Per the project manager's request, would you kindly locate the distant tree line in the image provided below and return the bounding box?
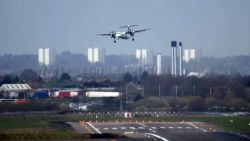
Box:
[0,68,250,112]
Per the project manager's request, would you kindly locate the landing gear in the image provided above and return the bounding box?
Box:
[132,36,135,41]
[114,40,116,43]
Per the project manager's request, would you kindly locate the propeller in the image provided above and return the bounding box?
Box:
[110,31,116,38]
[120,25,139,28]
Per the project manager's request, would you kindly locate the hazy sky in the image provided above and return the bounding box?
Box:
[0,0,250,57]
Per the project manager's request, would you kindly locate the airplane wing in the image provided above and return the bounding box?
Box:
[134,28,150,33]
[96,33,111,36]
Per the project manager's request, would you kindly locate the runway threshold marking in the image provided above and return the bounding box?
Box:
[187,122,207,132]
[137,123,146,126]
[86,122,102,134]
[145,133,169,141]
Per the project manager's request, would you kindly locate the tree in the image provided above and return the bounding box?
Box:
[140,71,149,83]
[123,73,133,84]
[189,97,207,111]
[225,97,248,110]
[1,75,12,84]
[133,97,169,111]
[60,72,72,82]
[133,93,143,102]
[20,69,38,82]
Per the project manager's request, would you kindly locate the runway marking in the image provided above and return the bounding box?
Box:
[103,128,109,130]
[145,133,169,141]
[151,127,157,129]
[186,126,191,129]
[86,122,102,134]
[129,127,136,130]
[124,131,134,134]
[137,123,146,126]
[139,126,145,129]
[177,126,183,129]
[112,127,118,130]
[121,127,126,130]
[160,127,166,129]
[168,126,174,129]
[187,122,207,132]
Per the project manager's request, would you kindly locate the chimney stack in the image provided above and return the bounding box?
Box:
[171,41,177,75]
[179,42,183,76]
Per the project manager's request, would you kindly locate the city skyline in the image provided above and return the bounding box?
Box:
[0,0,250,57]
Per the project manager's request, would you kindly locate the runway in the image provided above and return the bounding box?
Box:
[68,121,249,141]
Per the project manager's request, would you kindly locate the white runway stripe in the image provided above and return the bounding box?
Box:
[145,133,169,141]
[187,122,207,132]
[86,122,102,134]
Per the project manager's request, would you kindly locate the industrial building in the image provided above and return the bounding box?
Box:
[183,48,199,62]
[156,53,162,75]
[171,41,184,76]
[136,49,153,65]
[38,48,56,66]
[87,48,105,64]
[0,84,32,99]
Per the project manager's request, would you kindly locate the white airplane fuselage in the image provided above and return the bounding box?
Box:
[115,32,130,40]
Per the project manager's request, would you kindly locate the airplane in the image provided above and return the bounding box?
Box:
[97,25,150,43]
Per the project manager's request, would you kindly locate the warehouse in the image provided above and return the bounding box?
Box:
[0,84,33,99]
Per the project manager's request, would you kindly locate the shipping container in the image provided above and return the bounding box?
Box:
[35,90,49,98]
[59,91,70,97]
[53,91,78,98]
[86,91,121,97]
[70,91,78,97]
[15,99,28,104]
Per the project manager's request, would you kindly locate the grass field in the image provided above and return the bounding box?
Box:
[0,115,80,140]
[0,114,249,140]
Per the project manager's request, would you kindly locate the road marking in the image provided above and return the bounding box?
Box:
[187,122,207,132]
[145,133,169,141]
[103,128,109,130]
[112,127,117,130]
[186,126,191,129]
[160,127,166,129]
[121,127,126,130]
[177,126,183,129]
[168,126,174,129]
[86,122,102,134]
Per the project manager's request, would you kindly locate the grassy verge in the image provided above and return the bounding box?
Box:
[0,115,79,140]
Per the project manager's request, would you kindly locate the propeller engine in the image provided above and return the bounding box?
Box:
[120,25,138,41]
[110,31,116,38]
